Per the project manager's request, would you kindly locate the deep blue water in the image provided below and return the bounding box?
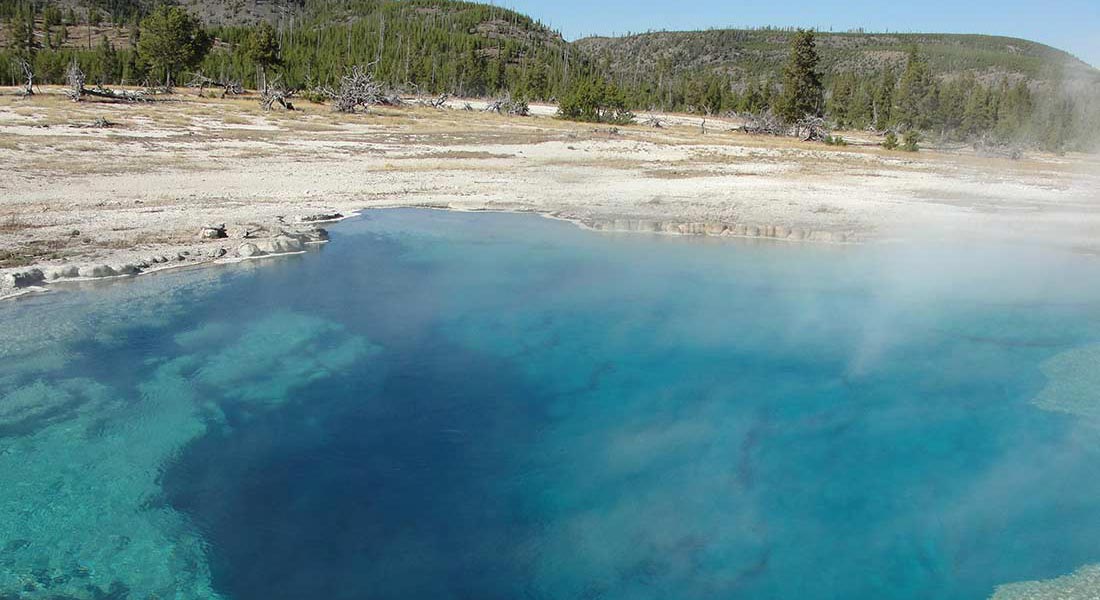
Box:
[3,209,1100,600]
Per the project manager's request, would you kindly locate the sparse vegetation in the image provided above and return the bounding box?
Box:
[135,5,211,87]
[776,29,823,124]
[902,130,920,152]
[0,0,1097,151]
[557,78,634,124]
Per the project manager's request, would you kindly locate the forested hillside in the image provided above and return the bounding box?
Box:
[576,29,1098,87]
[1,0,1097,151]
[576,29,1100,151]
[0,0,587,97]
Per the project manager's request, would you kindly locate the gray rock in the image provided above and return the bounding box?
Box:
[199,225,227,240]
[209,247,227,258]
[301,213,343,223]
[254,235,304,255]
[237,243,261,258]
[47,266,79,280]
[116,264,141,275]
[290,227,329,243]
[79,265,116,278]
[6,269,45,288]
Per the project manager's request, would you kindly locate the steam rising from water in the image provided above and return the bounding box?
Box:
[2,209,1100,599]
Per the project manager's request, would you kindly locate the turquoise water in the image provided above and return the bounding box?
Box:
[3,209,1100,599]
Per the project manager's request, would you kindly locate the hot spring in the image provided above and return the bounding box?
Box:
[2,209,1100,599]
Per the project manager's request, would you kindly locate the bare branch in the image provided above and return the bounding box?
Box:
[14,59,35,97]
[260,74,295,111]
[483,94,529,116]
[65,61,151,102]
[65,61,86,102]
[319,64,402,113]
[419,93,450,109]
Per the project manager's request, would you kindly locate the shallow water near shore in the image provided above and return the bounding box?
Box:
[4,209,1100,599]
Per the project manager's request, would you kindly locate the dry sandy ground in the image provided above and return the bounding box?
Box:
[3,88,1100,596]
[2,87,1099,296]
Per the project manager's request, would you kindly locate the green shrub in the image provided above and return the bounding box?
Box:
[882,131,899,150]
[557,78,635,125]
[824,134,848,146]
[902,130,921,152]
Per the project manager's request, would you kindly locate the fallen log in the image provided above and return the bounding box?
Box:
[65,62,151,102]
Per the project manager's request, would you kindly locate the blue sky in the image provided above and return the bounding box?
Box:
[494,0,1100,68]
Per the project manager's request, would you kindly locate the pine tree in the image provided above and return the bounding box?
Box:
[895,47,937,130]
[873,69,896,130]
[246,21,281,87]
[827,73,855,127]
[962,85,994,136]
[136,6,211,87]
[776,29,823,123]
[7,5,36,56]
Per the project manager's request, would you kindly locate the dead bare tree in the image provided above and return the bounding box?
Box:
[484,94,529,116]
[260,75,295,110]
[740,110,787,136]
[64,62,150,103]
[420,93,450,109]
[793,116,828,142]
[188,72,244,98]
[14,58,35,97]
[316,64,402,113]
[187,72,213,96]
[642,115,666,128]
[65,60,87,102]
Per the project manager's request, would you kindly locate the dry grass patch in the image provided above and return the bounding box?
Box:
[0,214,48,232]
[404,150,513,160]
[0,239,77,268]
[644,168,723,179]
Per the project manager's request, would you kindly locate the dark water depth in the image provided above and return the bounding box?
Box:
[3,209,1100,600]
